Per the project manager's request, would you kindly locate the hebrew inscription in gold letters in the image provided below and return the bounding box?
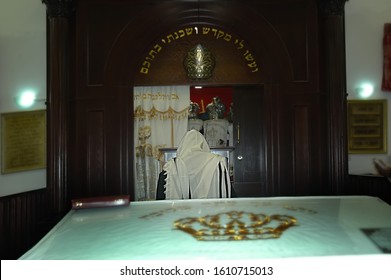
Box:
[140,25,260,75]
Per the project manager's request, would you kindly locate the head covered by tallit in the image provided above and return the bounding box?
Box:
[163,129,231,199]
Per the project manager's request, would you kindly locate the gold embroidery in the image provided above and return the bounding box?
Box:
[174,211,297,241]
[134,105,189,121]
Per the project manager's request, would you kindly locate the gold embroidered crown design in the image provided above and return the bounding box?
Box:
[174,211,297,241]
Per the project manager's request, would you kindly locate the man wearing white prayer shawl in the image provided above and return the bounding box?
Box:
[157,129,232,199]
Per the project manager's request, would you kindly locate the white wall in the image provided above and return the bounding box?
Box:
[0,0,46,197]
[345,0,391,174]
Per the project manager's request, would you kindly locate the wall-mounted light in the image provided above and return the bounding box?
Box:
[355,82,374,98]
[17,90,36,108]
[17,89,45,108]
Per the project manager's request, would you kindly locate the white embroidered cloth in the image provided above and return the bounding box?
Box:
[19,196,391,260]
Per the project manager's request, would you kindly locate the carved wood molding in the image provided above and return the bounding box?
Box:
[318,0,349,193]
[318,0,348,16]
[42,0,75,18]
[43,2,73,215]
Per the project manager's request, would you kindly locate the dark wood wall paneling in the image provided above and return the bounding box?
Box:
[347,175,391,205]
[0,190,52,259]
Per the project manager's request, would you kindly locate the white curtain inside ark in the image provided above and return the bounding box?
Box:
[133,85,190,200]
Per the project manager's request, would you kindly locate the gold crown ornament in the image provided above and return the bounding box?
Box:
[173,211,297,241]
[183,44,216,79]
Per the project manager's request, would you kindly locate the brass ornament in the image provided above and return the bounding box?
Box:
[184,44,216,79]
[174,211,297,241]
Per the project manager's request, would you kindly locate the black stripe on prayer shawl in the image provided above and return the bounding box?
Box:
[188,180,191,199]
[223,164,229,197]
[218,162,223,198]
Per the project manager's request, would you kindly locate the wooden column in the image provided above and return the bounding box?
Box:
[319,0,349,194]
[42,0,74,216]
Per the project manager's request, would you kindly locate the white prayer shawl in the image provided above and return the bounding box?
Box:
[163,130,231,199]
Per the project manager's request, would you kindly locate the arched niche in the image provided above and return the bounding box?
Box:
[60,0,344,205]
[100,2,297,198]
[104,2,294,86]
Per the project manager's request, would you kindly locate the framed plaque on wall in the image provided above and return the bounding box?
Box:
[347,100,387,154]
[1,110,46,173]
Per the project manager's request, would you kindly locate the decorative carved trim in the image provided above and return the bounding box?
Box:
[42,0,75,18]
[318,0,348,16]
